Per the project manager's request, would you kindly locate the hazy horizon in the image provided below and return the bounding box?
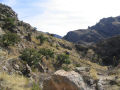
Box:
[1,0,120,36]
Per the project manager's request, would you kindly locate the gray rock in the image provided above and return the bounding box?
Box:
[0,28,4,35]
[75,67,90,73]
[36,63,45,73]
[97,79,104,90]
[26,64,32,73]
[13,64,19,70]
[2,66,8,71]
[43,70,86,90]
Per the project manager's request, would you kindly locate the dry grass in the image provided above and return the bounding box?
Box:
[0,72,31,90]
[31,36,40,44]
[89,68,98,80]
[79,59,108,70]
[0,49,7,56]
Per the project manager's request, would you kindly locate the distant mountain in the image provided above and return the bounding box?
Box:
[52,34,62,39]
[45,32,62,39]
[64,16,120,45]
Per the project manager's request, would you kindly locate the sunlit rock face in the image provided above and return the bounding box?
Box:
[43,70,87,90]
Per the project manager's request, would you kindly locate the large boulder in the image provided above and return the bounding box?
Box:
[43,70,86,90]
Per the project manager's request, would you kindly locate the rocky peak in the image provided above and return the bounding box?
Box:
[0,3,17,19]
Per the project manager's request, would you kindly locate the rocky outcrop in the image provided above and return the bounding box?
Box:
[43,69,120,90]
[43,70,90,90]
[0,3,18,19]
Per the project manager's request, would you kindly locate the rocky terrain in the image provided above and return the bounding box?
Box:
[0,3,120,90]
[64,16,120,45]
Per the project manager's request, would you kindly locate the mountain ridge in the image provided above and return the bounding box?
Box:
[64,16,120,45]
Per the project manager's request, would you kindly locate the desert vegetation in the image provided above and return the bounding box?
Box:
[36,34,48,45]
[0,32,20,47]
[56,53,71,67]
[20,48,42,67]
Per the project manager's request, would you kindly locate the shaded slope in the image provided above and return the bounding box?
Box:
[93,35,120,66]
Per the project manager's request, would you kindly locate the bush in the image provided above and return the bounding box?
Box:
[38,48,54,58]
[20,48,42,66]
[36,34,48,45]
[0,32,20,47]
[56,54,71,67]
[62,66,69,71]
[32,82,41,90]
[2,17,15,30]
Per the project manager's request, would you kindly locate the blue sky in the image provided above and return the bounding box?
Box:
[1,0,47,18]
[1,0,120,36]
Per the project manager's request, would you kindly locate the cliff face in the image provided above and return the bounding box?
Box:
[64,16,120,45]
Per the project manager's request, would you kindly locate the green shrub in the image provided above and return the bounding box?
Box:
[75,63,81,67]
[36,34,48,45]
[62,66,70,71]
[20,48,42,66]
[38,48,54,58]
[0,32,20,47]
[56,54,71,67]
[32,82,41,90]
[3,17,15,30]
